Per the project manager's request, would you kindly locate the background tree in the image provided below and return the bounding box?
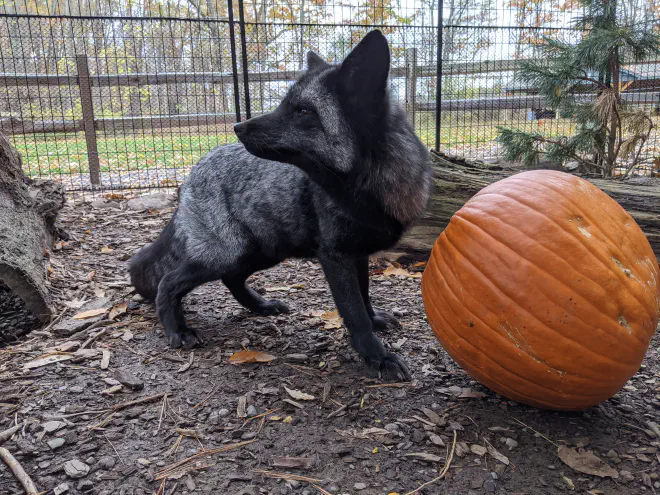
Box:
[497,0,660,177]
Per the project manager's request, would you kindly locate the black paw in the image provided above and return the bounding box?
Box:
[371,309,401,333]
[364,352,412,382]
[254,299,290,316]
[166,328,204,349]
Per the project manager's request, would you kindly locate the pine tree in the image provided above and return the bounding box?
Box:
[497,0,660,177]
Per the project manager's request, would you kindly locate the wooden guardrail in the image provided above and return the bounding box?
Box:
[0,53,658,185]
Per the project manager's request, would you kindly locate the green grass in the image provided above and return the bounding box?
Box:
[11,131,239,178]
[14,114,652,181]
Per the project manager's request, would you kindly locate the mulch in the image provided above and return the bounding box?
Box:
[0,195,658,495]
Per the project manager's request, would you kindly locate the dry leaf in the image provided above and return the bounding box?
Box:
[271,456,313,469]
[459,388,486,399]
[321,310,343,330]
[178,353,194,373]
[109,302,128,320]
[383,265,423,278]
[121,330,134,342]
[486,443,510,465]
[471,445,488,456]
[102,385,123,395]
[87,271,96,281]
[558,446,618,478]
[73,307,109,320]
[24,354,73,370]
[237,395,247,418]
[228,349,276,364]
[404,452,443,463]
[421,407,446,426]
[284,386,315,401]
[101,246,114,253]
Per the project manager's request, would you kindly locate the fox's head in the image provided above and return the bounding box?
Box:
[234,30,391,184]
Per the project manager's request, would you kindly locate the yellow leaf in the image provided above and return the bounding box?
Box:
[283,416,293,423]
[383,265,422,278]
[373,447,379,454]
[321,310,343,329]
[228,349,276,364]
[101,246,114,254]
[73,307,109,320]
[109,302,128,320]
[284,386,315,401]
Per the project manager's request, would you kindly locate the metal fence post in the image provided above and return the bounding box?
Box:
[227,0,242,122]
[76,54,101,186]
[405,48,417,126]
[237,0,251,119]
[435,0,444,152]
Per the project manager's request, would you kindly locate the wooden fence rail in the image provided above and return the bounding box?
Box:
[0,53,658,186]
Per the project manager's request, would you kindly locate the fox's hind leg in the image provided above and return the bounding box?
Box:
[156,263,215,349]
[355,257,401,333]
[223,269,290,316]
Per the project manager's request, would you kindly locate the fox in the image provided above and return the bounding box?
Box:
[129,30,433,380]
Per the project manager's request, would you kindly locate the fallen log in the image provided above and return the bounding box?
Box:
[397,152,660,260]
[0,132,65,322]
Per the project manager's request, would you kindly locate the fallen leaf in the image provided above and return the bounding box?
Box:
[563,476,575,490]
[271,456,313,469]
[486,443,510,465]
[558,446,618,478]
[87,271,96,281]
[404,452,443,462]
[228,349,276,364]
[237,395,247,418]
[284,386,315,401]
[178,352,194,373]
[471,444,487,456]
[321,310,343,330]
[383,265,423,278]
[109,302,128,320]
[459,388,486,399]
[24,354,73,370]
[420,407,446,426]
[73,307,109,320]
[101,246,114,253]
[121,330,134,342]
[282,416,293,423]
[101,385,123,395]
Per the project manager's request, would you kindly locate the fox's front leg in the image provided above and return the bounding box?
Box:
[355,256,401,333]
[319,254,411,381]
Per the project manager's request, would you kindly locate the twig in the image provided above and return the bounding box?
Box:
[155,440,255,480]
[511,416,559,447]
[327,398,358,419]
[254,470,322,483]
[80,327,109,350]
[191,384,217,410]
[43,308,68,333]
[311,484,334,495]
[102,432,123,464]
[404,430,457,495]
[110,393,167,412]
[0,423,24,446]
[0,446,39,494]
[365,382,409,389]
[242,408,280,428]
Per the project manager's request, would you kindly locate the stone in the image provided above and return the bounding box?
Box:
[354,482,367,490]
[97,456,116,470]
[286,353,308,362]
[247,405,257,417]
[48,438,66,450]
[52,318,96,337]
[53,483,70,495]
[77,480,94,492]
[42,421,66,433]
[218,408,230,417]
[64,459,90,479]
[483,479,497,492]
[127,193,175,211]
[114,370,144,391]
[91,199,121,210]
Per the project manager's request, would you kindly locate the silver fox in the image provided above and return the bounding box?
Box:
[129,30,433,380]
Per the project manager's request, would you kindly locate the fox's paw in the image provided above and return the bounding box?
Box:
[364,352,411,382]
[254,299,290,316]
[371,309,401,333]
[167,327,204,350]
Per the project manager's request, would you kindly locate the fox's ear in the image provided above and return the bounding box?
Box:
[338,30,390,101]
[307,51,329,71]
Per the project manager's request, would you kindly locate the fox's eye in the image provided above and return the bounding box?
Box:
[295,107,313,116]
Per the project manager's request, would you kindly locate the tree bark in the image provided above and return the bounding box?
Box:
[396,152,660,260]
[0,132,65,322]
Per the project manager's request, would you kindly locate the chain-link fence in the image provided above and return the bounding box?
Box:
[0,1,658,190]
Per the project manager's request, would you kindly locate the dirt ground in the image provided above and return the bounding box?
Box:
[0,195,659,495]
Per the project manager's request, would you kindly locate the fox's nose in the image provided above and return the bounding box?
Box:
[234,122,246,136]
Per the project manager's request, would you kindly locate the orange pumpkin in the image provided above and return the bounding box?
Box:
[422,170,660,410]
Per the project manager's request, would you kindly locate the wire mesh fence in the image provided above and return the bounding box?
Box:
[0,0,658,191]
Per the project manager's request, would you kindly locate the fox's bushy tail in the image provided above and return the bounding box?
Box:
[129,220,180,301]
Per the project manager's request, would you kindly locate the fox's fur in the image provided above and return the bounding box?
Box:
[130,30,433,380]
